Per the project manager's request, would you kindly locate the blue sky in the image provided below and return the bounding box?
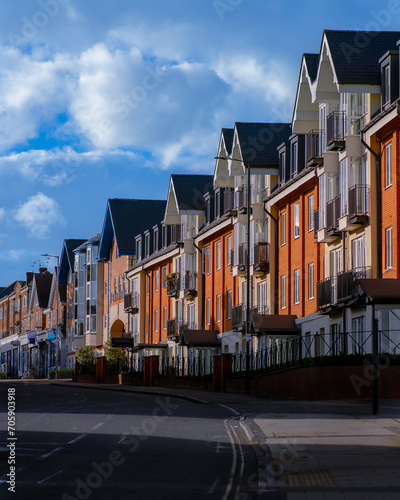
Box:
[0,0,398,283]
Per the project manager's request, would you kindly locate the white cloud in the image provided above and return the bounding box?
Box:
[0,207,5,220]
[0,249,26,261]
[14,192,65,238]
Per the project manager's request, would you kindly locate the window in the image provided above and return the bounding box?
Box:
[308,263,314,300]
[216,241,221,270]
[155,270,159,292]
[105,281,108,295]
[294,203,300,238]
[308,195,314,231]
[136,238,142,261]
[205,197,211,224]
[383,64,390,105]
[291,142,298,177]
[162,224,168,248]
[163,307,167,330]
[187,303,195,329]
[132,314,137,334]
[153,228,159,253]
[203,247,211,274]
[206,298,211,326]
[215,189,221,219]
[119,275,122,292]
[352,316,365,354]
[352,235,366,270]
[216,294,221,323]
[294,269,300,304]
[145,233,150,257]
[281,275,286,309]
[257,281,267,314]
[385,143,392,188]
[280,212,286,246]
[154,310,158,332]
[279,151,286,185]
[227,236,232,265]
[386,227,393,270]
[162,266,168,288]
[114,277,117,293]
[227,290,232,320]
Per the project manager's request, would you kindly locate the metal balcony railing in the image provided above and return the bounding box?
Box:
[184,272,197,296]
[167,278,180,297]
[237,187,248,212]
[223,188,235,214]
[124,291,139,312]
[238,243,247,269]
[167,319,177,341]
[232,305,244,330]
[326,195,340,231]
[317,277,335,309]
[306,129,324,166]
[348,185,370,219]
[326,111,346,149]
[337,267,371,302]
[254,242,270,272]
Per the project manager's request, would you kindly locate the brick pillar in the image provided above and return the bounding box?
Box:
[213,354,232,392]
[144,356,159,387]
[96,357,106,384]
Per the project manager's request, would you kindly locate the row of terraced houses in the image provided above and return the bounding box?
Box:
[2,30,400,390]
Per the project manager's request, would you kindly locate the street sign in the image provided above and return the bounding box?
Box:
[111,338,134,348]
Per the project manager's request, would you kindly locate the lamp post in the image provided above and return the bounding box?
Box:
[41,253,60,379]
[215,155,252,394]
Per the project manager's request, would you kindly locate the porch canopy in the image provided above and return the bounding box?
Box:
[180,330,220,348]
[251,314,300,335]
[358,279,400,305]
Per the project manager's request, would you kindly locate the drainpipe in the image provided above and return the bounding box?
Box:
[361,131,382,278]
[193,242,204,330]
[263,204,279,315]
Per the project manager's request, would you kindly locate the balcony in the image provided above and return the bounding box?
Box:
[237,187,248,214]
[317,277,336,310]
[184,272,197,298]
[224,189,237,216]
[171,225,183,245]
[124,291,139,313]
[306,129,324,167]
[167,276,180,297]
[338,185,370,231]
[254,242,270,274]
[167,319,178,341]
[232,305,244,330]
[326,111,346,151]
[238,243,247,274]
[337,267,371,303]
[326,195,341,236]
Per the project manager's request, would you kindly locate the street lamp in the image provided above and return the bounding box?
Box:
[41,253,60,379]
[215,155,252,394]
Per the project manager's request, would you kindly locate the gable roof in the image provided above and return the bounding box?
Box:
[303,53,319,82]
[0,282,18,300]
[164,174,213,224]
[221,128,234,154]
[59,239,87,283]
[99,199,166,259]
[324,30,400,85]
[34,271,53,309]
[234,122,292,167]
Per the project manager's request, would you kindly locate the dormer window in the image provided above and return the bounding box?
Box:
[383,64,390,105]
[136,237,142,262]
[291,142,298,178]
[153,228,159,253]
[145,233,150,257]
[279,151,286,186]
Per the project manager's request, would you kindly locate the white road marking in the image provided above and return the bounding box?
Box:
[92,422,104,430]
[208,479,219,494]
[222,417,245,500]
[219,404,240,416]
[40,447,64,459]
[67,433,87,445]
[37,470,63,485]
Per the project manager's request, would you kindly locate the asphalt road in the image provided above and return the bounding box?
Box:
[0,382,258,500]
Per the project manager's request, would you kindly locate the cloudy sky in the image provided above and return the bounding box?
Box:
[0,0,398,284]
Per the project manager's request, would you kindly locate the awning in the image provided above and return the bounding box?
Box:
[180,330,220,347]
[358,279,400,304]
[47,331,56,341]
[27,332,37,345]
[251,314,300,335]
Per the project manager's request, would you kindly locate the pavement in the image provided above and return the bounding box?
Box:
[3,379,400,499]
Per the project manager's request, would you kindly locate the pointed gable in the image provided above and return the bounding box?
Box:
[214,128,235,188]
[292,53,320,134]
[98,199,166,259]
[59,239,87,283]
[164,174,213,225]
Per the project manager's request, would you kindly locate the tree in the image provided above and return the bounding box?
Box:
[76,346,95,365]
